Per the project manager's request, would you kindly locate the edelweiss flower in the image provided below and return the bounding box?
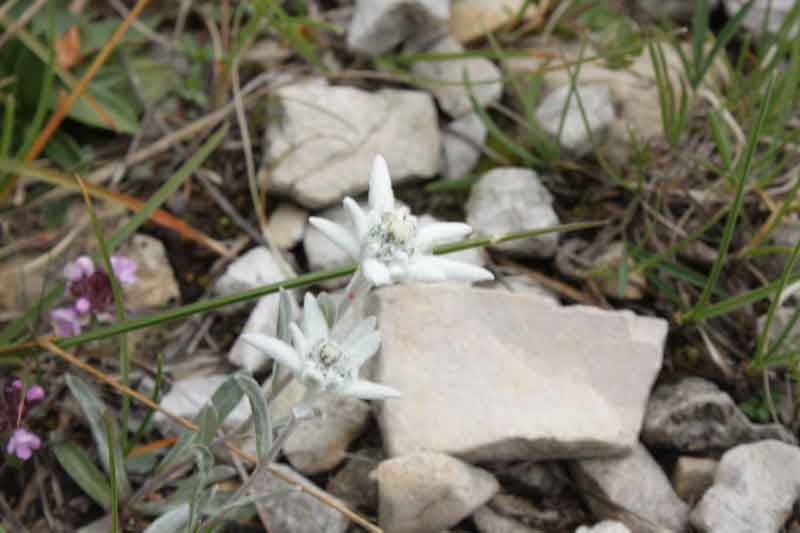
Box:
[309,155,494,286]
[242,293,399,401]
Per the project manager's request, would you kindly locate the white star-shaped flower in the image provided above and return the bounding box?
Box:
[242,292,399,401]
[308,155,494,286]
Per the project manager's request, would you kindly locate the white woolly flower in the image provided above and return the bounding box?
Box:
[309,155,494,286]
[242,292,399,401]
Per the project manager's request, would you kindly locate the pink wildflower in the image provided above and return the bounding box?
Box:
[110,255,137,284]
[51,307,81,337]
[6,428,41,461]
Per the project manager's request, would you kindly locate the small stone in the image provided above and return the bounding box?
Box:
[641,377,796,452]
[213,246,286,313]
[489,493,570,530]
[575,521,631,533]
[347,0,449,56]
[123,234,180,310]
[265,79,440,207]
[267,203,308,250]
[283,395,371,475]
[411,35,502,118]
[326,447,382,511]
[371,285,667,461]
[248,463,349,533]
[570,443,690,533]
[441,112,487,180]
[377,452,499,533]
[691,440,800,533]
[473,505,542,533]
[466,167,560,258]
[154,375,251,434]
[535,84,616,158]
[451,0,536,42]
[672,456,717,503]
[725,0,798,37]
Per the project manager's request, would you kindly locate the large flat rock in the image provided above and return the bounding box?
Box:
[264,79,439,208]
[370,285,667,461]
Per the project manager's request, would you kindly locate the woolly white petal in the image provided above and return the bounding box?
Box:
[368,155,394,214]
[362,258,392,286]
[302,293,329,342]
[240,335,302,374]
[419,256,494,282]
[344,331,381,369]
[397,257,448,283]
[343,197,368,240]
[289,322,311,358]
[339,379,400,400]
[308,217,360,260]
[415,222,473,252]
[338,316,377,348]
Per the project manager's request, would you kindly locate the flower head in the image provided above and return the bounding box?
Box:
[6,428,41,460]
[63,255,137,315]
[51,307,81,337]
[242,292,399,401]
[309,155,493,286]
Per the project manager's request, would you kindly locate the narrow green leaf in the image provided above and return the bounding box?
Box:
[52,436,112,509]
[187,447,213,532]
[687,75,776,321]
[156,429,196,474]
[103,414,119,533]
[688,273,800,321]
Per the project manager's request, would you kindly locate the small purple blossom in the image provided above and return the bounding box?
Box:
[26,386,44,402]
[6,428,41,461]
[111,255,137,285]
[64,255,94,282]
[51,307,81,337]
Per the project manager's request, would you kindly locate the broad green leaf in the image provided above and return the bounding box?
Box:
[52,436,111,509]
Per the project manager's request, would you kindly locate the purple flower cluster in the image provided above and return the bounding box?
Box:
[50,255,137,337]
[2,378,44,461]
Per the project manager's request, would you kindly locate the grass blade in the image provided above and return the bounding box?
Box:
[686,75,776,321]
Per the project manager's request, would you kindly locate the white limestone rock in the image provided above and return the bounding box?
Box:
[642,377,795,452]
[123,234,180,310]
[411,35,502,118]
[377,452,499,533]
[441,112,487,180]
[576,521,632,533]
[267,203,308,250]
[725,0,798,37]
[264,79,440,208]
[347,0,449,56]
[466,167,560,259]
[213,246,286,313]
[535,84,616,158]
[570,443,690,533]
[370,285,667,461]
[691,440,800,533]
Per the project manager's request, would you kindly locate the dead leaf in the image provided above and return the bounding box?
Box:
[56,26,81,70]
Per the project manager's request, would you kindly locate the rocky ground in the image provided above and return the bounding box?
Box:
[2,0,800,532]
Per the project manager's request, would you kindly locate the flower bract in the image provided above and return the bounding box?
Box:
[309,154,493,286]
[242,292,399,401]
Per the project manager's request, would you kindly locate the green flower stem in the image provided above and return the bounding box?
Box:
[1,221,603,358]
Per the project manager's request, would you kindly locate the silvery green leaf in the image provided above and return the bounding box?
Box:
[317,291,337,328]
[132,466,236,517]
[205,489,294,524]
[196,404,220,447]
[143,503,189,533]
[276,288,294,342]
[102,411,132,502]
[187,446,214,532]
[208,375,245,425]
[156,428,196,473]
[233,374,272,461]
[52,436,111,509]
[65,374,131,498]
